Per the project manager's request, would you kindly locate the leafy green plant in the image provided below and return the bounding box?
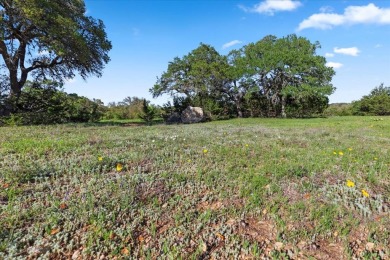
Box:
[138,99,156,125]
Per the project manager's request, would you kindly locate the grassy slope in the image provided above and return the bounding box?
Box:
[0,117,388,259]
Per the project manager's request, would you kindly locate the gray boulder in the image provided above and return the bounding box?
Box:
[181,106,204,124]
[165,112,182,124]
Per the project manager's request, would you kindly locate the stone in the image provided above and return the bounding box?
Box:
[165,112,181,124]
[181,106,204,124]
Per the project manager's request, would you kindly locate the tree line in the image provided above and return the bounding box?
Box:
[0,78,387,126]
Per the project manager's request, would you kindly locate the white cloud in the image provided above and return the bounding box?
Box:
[319,6,334,13]
[222,40,243,49]
[374,44,382,48]
[326,62,343,69]
[239,0,302,15]
[334,47,360,56]
[325,53,334,57]
[298,3,390,31]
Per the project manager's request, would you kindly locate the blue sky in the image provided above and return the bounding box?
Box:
[64,0,390,105]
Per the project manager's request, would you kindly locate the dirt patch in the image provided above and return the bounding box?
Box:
[135,179,172,204]
[297,240,347,259]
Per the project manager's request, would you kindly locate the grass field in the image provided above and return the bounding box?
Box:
[0,117,389,259]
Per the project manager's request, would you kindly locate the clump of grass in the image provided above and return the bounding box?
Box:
[321,180,388,218]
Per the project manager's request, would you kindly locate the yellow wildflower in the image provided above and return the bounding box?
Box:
[98,156,103,161]
[361,189,369,197]
[245,144,249,147]
[346,180,355,188]
[348,148,353,151]
[333,151,337,155]
[339,151,344,156]
[203,149,208,154]
[116,163,123,172]
[374,157,378,160]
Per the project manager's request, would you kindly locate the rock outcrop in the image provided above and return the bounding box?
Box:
[181,106,204,124]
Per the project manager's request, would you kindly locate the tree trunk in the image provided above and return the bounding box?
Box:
[9,69,24,98]
[3,69,23,115]
[281,95,286,118]
[236,97,243,118]
[237,103,243,118]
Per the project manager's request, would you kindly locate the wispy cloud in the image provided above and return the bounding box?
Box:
[298,3,390,31]
[326,62,343,69]
[319,6,334,13]
[374,44,382,48]
[222,40,243,50]
[325,53,334,58]
[334,47,360,56]
[239,0,302,16]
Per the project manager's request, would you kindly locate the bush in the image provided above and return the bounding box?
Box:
[351,84,390,116]
[324,103,353,117]
[103,97,145,120]
[0,80,105,125]
[138,99,156,125]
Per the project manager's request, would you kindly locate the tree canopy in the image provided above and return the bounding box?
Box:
[352,83,390,116]
[152,34,335,118]
[0,0,112,98]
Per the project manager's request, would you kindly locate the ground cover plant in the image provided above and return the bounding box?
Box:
[0,116,388,259]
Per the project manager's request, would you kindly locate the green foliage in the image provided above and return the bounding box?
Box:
[0,0,111,98]
[138,99,156,125]
[152,35,335,119]
[352,84,390,116]
[244,35,335,117]
[324,103,353,116]
[103,97,145,120]
[0,80,105,125]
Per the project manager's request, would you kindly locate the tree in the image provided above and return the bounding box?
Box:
[0,79,106,124]
[153,36,335,119]
[151,43,230,103]
[152,43,237,118]
[0,0,112,99]
[244,34,335,117]
[352,83,390,116]
[138,99,156,125]
[104,96,145,120]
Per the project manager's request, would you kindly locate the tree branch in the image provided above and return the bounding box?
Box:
[25,55,63,73]
[0,40,13,69]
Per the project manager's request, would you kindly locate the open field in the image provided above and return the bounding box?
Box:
[0,117,389,259]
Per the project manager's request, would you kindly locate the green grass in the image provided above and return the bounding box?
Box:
[0,116,389,259]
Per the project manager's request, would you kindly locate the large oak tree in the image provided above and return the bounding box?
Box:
[244,34,335,117]
[0,0,112,98]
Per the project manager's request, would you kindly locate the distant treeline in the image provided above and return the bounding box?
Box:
[324,83,390,116]
[0,80,388,126]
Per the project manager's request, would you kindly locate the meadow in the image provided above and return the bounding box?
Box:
[0,117,388,259]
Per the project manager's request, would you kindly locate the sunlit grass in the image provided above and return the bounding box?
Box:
[0,116,388,258]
